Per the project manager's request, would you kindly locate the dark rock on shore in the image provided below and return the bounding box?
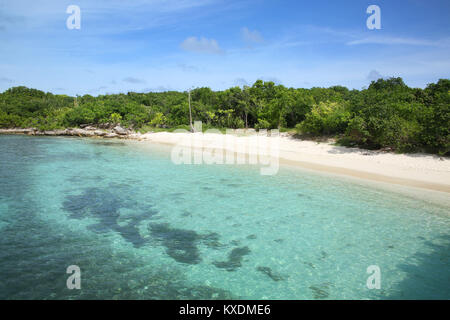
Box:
[0,127,139,139]
[113,125,128,135]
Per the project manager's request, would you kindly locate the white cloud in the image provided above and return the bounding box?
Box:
[180,36,223,54]
[241,27,263,44]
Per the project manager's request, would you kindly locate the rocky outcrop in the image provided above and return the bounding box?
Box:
[0,128,35,135]
[104,133,119,138]
[0,127,138,139]
[113,125,128,135]
[94,130,107,136]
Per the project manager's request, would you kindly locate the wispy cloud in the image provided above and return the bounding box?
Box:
[0,11,26,31]
[241,27,264,44]
[88,86,108,94]
[0,77,13,83]
[141,85,172,93]
[178,63,199,72]
[367,70,384,81]
[180,37,223,54]
[260,76,282,85]
[302,25,450,49]
[87,0,216,14]
[0,0,220,35]
[123,77,146,84]
[233,78,249,87]
[305,25,358,39]
[347,36,450,47]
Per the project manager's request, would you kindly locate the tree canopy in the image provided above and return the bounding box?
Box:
[0,78,448,155]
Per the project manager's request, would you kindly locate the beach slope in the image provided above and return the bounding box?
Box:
[136,132,450,193]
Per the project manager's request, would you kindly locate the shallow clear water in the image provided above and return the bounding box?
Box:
[0,135,449,300]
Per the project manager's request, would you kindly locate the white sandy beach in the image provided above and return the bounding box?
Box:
[131,131,450,194]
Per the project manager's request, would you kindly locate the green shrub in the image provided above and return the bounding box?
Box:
[297,101,350,135]
[150,112,167,127]
[255,119,271,130]
[109,113,122,125]
[64,107,95,126]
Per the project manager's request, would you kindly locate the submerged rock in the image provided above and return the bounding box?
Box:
[213,246,251,271]
[256,266,286,281]
[309,282,332,299]
[148,223,225,264]
[149,223,202,264]
[62,187,156,248]
[201,232,223,249]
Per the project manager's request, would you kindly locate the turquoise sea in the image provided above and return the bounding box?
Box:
[0,135,449,300]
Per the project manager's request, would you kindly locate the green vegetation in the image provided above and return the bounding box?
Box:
[0,78,448,155]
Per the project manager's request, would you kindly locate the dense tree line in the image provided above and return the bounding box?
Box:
[0,78,448,155]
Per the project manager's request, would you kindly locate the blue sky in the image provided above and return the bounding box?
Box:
[0,0,449,95]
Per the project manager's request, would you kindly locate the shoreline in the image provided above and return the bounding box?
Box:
[2,128,449,194]
[136,131,450,194]
[0,126,133,138]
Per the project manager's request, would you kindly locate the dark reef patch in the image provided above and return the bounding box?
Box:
[256,266,286,282]
[230,240,241,246]
[149,223,201,264]
[178,285,234,300]
[91,141,126,147]
[201,232,223,249]
[309,282,332,299]
[168,192,185,199]
[213,246,251,271]
[68,175,106,184]
[62,187,158,247]
[148,223,224,264]
[246,234,257,240]
[181,211,192,218]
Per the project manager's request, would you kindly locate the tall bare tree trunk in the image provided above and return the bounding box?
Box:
[188,90,194,132]
[245,112,248,129]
